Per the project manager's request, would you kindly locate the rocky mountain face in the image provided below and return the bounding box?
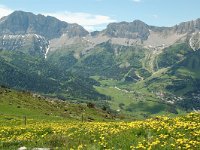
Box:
[0,11,89,39]
[0,34,49,56]
[173,19,200,34]
[104,20,150,40]
[1,11,200,57]
[189,32,200,51]
[91,18,200,49]
[0,11,89,56]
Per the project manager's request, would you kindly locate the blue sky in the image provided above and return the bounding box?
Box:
[0,0,200,31]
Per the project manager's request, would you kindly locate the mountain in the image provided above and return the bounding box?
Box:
[0,34,49,56]
[0,11,89,39]
[103,20,150,40]
[0,11,89,57]
[173,18,200,34]
[47,18,200,113]
[0,11,107,101]
[0,10,200,117]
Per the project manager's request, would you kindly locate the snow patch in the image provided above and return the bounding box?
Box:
[45,44,50,59]
[34,34,39,38]
[189,36,196,51]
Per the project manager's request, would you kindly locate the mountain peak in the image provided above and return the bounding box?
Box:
[0,10,89,39]
[132,19,147,25]
[104,20,149,40]
[10,10,33,15]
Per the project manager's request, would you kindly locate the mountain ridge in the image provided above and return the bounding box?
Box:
[1,11,200,34]
[0,11,89,39]
[1,11,200,55]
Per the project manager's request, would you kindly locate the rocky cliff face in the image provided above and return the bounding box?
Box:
[104,20,150,40]
[0,11,89,39]
[0,11,89,56]
[87,19,200,49]
[190,32,200,51]
[173,19,200,34]
[1,10,200,57]
[0,34,49,56]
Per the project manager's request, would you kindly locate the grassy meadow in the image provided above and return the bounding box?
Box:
[0,113,199,149]
[0,86,199,150]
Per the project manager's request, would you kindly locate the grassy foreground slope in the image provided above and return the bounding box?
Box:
[0,87,199,149]
[0,86,118,122]
[0,112,199,149]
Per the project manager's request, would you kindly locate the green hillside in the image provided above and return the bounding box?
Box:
[48,41,150,81]
[0,50,108,101]
[138,43,200,111]
[0,86,122,122]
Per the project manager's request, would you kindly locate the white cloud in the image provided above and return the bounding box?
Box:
[44,11,116,31]
[132,0,141,2]
[0,5,13,19]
